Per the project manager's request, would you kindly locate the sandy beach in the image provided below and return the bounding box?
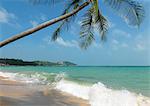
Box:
[0,67,150,106]
[0,76,89,106]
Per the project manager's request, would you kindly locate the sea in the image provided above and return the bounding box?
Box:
[0,66,150,106]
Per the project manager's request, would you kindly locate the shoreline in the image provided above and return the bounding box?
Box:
[0,76,89,106]
[0,69,150,106]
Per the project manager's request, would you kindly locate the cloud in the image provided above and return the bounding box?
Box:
[30,20,38,27]
[43,36,78,48]
[92,42,102,48]
[0,7,17,24]
[111,39,129,50]
[113,29,131,38]
[43,36,102,49]
[112,39,119,45]
[135,43,145,51]
[133,35,148,51]
[55,37,78,47]
[55,37,104,49]
[111,39,119,50]
[129,34,150,52]
[29,14,47,27]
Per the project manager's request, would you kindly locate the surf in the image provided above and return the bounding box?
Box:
[56,80,150,106]
[0,71,150,106]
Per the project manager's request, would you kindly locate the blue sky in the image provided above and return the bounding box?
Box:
[0,0,150,66]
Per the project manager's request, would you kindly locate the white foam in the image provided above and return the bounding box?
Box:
[56,80,150,106]
[0,71,65,84]
[0,71,40,84]
[56,80,90,99]
[1,71,150,106]
[0,71,18,80]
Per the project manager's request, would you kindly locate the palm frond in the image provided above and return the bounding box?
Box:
[51,0,83,41]
[80,32,95,49]
[95,11,109,40]
[103,0,145,26]
[79,0,109,49]
[92,0,109,40]
[62,0,83,14]
[51,21,64,41]
[51,15,76,41]
[79,8,95,49]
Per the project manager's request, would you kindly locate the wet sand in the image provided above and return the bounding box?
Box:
[0,76,89,106]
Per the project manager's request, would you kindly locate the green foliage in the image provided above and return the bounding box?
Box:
[51,0,82,41]
[0,58,76,66]
[80,8,95,49]
[79,0,109,49]
[104,0,145,26]
[94,10,108,40]
[30,0,145,49]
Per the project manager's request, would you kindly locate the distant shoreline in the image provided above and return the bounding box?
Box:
[0,58,77,66]
[0,58,149,67]
[1,65,149,67]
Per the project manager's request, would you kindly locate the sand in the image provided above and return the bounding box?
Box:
[0,76,89,106]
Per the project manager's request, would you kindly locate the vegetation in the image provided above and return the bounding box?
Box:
[0,58,76,66]
[0,0,145,48]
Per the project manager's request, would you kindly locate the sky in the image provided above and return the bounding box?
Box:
[0,0,150,66]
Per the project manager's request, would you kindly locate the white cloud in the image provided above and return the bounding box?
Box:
[113,29,131,38]
[43,35,105,49]
[133,34,149,51]
[112,39,119,45]
[92,42,102,48]
[30,20,38,27]
[29,14,47,27]
[111,39,119,50]
[56,37,78,47]
[43,36,78,48]
[135,43,145,51]
[0,7,16,24]
[111,39,129,50]
[134,35,147,51]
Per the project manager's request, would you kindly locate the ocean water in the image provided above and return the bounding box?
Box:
[0,66,150,106]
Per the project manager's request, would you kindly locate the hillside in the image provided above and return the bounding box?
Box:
[0,58,76,66]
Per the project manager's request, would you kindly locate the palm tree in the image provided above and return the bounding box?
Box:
[0,0,145,48]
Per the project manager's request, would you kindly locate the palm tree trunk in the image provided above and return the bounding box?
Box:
[0,2,90,48]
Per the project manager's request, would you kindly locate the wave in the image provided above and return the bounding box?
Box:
[0,71,65,85]
[0,71,150,106]
[56,80,150,106]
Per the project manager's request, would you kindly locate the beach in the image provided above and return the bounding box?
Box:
[0,66,150,106]
[0,76,89,106]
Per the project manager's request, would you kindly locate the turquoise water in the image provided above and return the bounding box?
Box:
[0,66,150,97]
